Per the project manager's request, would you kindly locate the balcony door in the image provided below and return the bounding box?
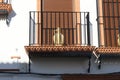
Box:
[43,0,73,11]
[36,0,81,45]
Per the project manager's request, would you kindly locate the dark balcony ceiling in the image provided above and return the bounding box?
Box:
[0,3,12,15]
[25,45,95,57]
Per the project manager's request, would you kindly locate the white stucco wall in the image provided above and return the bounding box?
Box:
[80,0,98,46]
[0,0,119,77]
[0,0,36,69]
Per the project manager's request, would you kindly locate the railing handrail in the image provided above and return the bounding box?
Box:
[30,11,89,13]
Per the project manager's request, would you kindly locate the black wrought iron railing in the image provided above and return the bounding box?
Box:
[29,11,91,46]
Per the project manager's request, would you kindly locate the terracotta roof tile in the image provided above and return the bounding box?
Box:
[0,4,12,14]
[95,47,120,54]
[25,45,95,53]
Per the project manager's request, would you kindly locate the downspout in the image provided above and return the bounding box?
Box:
[41,0,43,45]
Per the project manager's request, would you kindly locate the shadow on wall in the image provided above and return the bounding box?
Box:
[0,10,16,26]
[0,62,28,72]
[6,10,16,26]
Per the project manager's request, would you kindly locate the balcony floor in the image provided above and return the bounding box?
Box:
[0,3,12,14]
[95,47,120,57]
[25,45,95,57]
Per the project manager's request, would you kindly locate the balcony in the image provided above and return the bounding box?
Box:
[25,11,95,57]
[95,0,120,69]
[96,0,120,54]
[0,0,12,17]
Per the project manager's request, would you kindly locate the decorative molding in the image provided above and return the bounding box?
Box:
[25,46,95,53]
[95,47,120,54]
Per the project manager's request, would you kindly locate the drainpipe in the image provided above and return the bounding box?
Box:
[41,0,43,45]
